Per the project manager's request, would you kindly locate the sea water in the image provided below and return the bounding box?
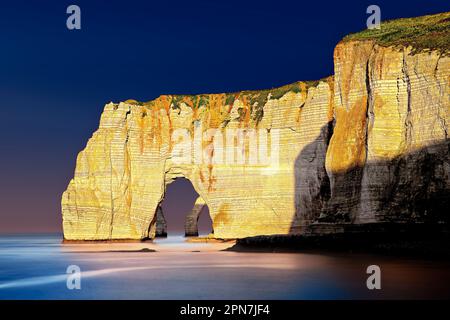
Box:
[0,234,449,299]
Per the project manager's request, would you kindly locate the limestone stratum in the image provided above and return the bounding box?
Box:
[62,12,450,241]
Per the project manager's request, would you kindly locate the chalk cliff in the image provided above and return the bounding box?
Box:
[62,12,450,240]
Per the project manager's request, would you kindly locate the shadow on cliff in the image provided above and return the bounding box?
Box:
[291,121,333,231]
[291,125,450,234]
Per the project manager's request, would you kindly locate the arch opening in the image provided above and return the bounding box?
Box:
[155,177,213,237]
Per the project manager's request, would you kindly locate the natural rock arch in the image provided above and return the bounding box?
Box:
[152,177,212,238]
[185,196,211,237]
[61,13,450,241]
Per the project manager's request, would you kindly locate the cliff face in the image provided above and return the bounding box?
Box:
[62,12,450,240]
[62,80,334,240]
[322,40,449,225]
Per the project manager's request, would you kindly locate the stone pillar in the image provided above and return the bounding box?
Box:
[155,205,167,237]
[185,196,206,236]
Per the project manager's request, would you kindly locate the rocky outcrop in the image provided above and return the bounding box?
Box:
[62,79,333,240]
[62,12,450,241]
[154,206,167,237]
[185,196,208,236]
[323,41,449,224]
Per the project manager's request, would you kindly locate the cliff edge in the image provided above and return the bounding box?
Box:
[62,12,450,240]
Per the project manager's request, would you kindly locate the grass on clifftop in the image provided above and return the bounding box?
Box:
[343,11,450,53]
[125,80,323,108]
[123,80,326,124]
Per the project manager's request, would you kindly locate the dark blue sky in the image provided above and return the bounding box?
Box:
[0,0,448,232]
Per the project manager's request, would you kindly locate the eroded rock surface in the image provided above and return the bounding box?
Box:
[185,196,208,237]
[154,206,167,237]
[62,12,450,240]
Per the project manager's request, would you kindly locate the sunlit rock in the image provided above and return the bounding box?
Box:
[62,12,450,240]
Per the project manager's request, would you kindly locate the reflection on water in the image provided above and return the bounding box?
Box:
[0,234,449,299]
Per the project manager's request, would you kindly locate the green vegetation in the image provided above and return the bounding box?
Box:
[124,99,144,106]
[343,11,450,53]
[123,79,325,123]
[249,92,269,123]
[237,107,246,122]
[225,93,236,106]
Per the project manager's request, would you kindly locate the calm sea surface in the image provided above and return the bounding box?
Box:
[0,234,449,299]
